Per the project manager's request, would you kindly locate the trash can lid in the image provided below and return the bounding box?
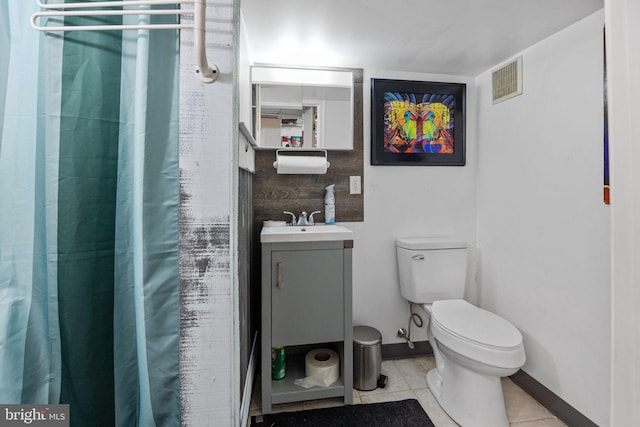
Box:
[353,325,382,345]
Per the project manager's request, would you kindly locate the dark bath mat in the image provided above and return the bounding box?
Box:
[251,399,435,427]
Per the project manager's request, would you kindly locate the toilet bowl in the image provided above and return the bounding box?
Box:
[423,300,525,427]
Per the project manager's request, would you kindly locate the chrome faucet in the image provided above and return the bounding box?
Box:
[297,211,309,225]
[297,211,321,226]
[284,210,321,226]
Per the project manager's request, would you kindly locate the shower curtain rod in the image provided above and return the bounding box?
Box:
[30,0,218,83]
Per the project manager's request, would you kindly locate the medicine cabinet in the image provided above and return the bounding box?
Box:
[251,66,354,150]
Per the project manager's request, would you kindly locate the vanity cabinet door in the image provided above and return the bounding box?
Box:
[271,248,344,346]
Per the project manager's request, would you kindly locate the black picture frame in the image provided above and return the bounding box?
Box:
[371,78,466,166]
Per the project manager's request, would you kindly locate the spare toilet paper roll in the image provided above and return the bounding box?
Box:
[274,155,328,174]
[293,348,340,389]
[306,348,340,385]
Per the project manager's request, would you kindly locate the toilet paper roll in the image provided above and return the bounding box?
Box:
[293,348,340,389]
[273,155,328,174]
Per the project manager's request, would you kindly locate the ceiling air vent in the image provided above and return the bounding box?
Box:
[492,56,523,104]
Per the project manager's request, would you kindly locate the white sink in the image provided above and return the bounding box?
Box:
[260,224,353,243]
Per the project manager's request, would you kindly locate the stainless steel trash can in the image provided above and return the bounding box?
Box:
[353,325,382,391]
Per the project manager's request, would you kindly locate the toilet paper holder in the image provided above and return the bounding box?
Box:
[273,149,330,174]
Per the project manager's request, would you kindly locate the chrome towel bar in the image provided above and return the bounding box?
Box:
[30,0,218,83]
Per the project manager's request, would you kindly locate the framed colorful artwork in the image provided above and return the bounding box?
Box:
[371,78,466,166]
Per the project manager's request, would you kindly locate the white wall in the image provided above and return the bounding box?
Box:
[604,1,640,425]
[475,11,610,426]
[346,69,478,345]
[179,0,239,425]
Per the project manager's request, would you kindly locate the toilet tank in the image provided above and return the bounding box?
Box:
[396,238,468,303]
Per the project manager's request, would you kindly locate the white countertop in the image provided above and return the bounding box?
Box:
[260,224,353,243]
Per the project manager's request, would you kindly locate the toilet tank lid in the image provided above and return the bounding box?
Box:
[396,238,467,250]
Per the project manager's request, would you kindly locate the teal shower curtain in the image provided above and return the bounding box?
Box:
[0,3,180,426]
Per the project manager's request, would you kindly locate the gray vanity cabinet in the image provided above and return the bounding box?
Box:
[261,239,353,414]
[271,248,344,346]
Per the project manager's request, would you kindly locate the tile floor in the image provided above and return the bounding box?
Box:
[249,356,567,427]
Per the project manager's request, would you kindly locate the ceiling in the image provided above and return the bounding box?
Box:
[241,0,603,76]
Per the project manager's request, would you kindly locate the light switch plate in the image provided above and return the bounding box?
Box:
[350,176,362,195]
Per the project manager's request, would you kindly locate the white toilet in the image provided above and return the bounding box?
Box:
[396,237,525,427]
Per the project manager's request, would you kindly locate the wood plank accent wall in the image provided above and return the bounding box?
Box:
[251,69,364,382]
[238,168,253,396]
[253,68,364,230]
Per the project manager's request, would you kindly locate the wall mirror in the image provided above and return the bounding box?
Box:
[251,66,354,150]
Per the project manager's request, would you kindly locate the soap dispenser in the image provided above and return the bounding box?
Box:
[324,184,335,224]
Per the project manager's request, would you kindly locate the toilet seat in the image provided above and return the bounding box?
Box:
[430,299,526,369]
